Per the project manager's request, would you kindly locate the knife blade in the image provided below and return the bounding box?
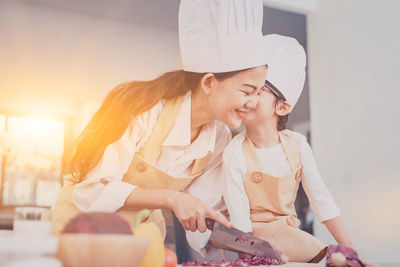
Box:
[205,218,283,264]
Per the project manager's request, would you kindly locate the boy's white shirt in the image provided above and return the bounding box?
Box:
[185,129,341,257]
[222,130,341,233]
[71,91,232,214]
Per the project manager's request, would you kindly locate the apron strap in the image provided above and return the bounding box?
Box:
[138,96,185,164]
[279,132,301,171]
[137,95,212,177]
[190,153,211,176]
[242,136,263,172]
[243,133,301,173]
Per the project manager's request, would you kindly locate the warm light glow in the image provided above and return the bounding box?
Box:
[7,117,65,158]
[1,116,65,206]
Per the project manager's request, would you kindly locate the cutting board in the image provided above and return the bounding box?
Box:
[278,263,324,267]
[178,263,324,267]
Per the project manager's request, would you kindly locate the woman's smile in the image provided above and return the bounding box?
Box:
[236,109,248,120]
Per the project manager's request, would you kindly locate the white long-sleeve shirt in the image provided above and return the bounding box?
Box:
[72,91,231,213]
[223,130,340,233]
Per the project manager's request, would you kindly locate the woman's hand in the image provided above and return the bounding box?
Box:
[124,188,232,232]
[166,191,233,233]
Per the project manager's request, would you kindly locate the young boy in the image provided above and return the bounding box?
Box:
[222,34,356,263]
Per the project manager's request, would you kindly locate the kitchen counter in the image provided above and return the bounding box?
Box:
[0,230,60,266]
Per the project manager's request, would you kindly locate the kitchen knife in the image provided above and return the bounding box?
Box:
[205,218,283,264]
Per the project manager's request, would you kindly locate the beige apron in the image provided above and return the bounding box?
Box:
[242,132,326,262]
[52,96,211,238]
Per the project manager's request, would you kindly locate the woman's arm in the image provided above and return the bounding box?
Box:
[73,102,163,212]
[124,188,232,232]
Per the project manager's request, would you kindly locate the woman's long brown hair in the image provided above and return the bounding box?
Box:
[69,69,243,182]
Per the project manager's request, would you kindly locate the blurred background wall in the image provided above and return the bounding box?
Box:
[306,0,400,263]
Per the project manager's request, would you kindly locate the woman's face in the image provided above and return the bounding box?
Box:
[206,65,267,129]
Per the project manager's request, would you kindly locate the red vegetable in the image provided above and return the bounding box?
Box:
[182,256,280,266]
[234,236,250,243]
[62,212,133,235]
[164,248,178,267]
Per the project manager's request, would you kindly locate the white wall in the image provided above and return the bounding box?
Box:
[0,1,180,117]
[307,0,400,263]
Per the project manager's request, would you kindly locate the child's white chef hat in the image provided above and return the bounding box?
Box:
[179,0,267,73]
[264,34,306,111]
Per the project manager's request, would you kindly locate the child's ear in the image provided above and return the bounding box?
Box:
[199,73,217,95]
[276,100,291,116]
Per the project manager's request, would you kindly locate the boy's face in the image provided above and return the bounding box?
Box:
[243,87,278,126]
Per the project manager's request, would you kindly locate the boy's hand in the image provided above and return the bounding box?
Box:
[358,253,382,267]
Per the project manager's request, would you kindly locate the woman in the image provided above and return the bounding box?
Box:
[52,0,268,237]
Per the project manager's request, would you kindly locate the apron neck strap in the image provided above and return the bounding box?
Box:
[243,132,301,172]
[242,136,263,172]
[279,132,301,171]
[190,153,211,176]
[138,96,185,164]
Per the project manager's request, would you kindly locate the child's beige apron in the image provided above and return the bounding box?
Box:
[52,96,211,238]
[242,132,326,262]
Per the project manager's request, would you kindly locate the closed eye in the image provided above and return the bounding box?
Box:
[258,86,268,95]
[241,90,252,96]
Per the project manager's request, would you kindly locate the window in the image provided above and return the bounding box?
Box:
[0,115,65,207]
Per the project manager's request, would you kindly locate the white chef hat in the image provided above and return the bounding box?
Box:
[179,0,267,73]
[264,34,306,111]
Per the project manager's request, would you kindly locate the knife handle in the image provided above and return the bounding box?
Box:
[205,218,215,230]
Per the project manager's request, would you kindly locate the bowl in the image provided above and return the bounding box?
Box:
[57,234,149,267]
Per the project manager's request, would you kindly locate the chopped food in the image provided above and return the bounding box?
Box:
[326,245,365,267]
[62,212,133,234]
[234,236,257,246]
[234,236,250,243]
[182,256,281,266]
